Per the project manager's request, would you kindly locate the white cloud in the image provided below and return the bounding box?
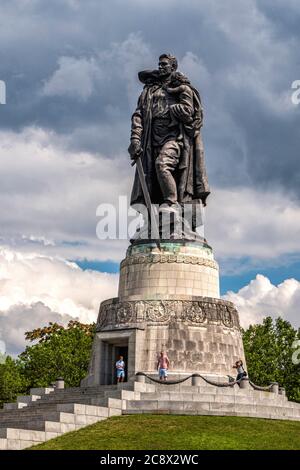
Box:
[179,52,211,89]
[43,56,101,100]
[206,187,300,263]
[0,247,119,355]
[224,274,300,328]
[41,33,154,107]
[97,32,154,109]
[0,302,73,357]
[21,235,55,247]
[0,126,130,262]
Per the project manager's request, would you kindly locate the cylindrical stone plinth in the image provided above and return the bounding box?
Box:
[118,241,220,299]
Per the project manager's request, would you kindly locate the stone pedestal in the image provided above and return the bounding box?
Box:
[82,241,246,386]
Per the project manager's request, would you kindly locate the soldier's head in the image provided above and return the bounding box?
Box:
[158,54,178,77]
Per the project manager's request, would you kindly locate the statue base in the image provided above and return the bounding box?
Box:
[130,202,205,243]
[82,241,246,386]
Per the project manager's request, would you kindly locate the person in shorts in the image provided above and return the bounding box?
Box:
[116,355,125,383]
[157,351,170,381]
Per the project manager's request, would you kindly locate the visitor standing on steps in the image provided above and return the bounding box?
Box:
[116,355,125,383]
[157,351,170,381]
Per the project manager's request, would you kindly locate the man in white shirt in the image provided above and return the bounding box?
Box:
[116,355,125,383]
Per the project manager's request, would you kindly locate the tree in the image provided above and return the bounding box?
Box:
[18,321,95,389]
[243,317,300,402]
[0,356,27,407]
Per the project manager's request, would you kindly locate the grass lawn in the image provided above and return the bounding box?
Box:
[30,415,300,450]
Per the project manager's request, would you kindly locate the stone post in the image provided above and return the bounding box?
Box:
[55,377,65,389]
[192,374,202,386]
[239,377,249,389]
[136,373,145,383]
[270,382,279,394]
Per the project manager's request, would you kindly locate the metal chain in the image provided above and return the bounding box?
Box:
[136,372,243,387]
[136,372,277,391]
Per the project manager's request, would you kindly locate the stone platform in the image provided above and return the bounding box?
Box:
[1,378,300,449]
[82,241,246,386]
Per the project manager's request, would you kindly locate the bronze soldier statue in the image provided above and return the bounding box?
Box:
[128,53,210,240]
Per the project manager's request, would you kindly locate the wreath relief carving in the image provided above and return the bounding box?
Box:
[96,299,240,330]
[120,253,218,271]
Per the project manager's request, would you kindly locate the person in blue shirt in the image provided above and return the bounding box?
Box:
[116,355,125,383]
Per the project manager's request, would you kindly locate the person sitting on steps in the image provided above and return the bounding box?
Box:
[232,359,247,386]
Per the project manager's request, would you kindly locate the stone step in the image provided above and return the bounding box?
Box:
[124,399,300,420]
[34,395,123,408]
[1,384,136,411]
[124,408,299,421]
[3,402,28,410]
[56,403,110,417]
[0,436,41,450]
[2,402,110,417]
[136,383,290,403]
[0,415,105,432]
[0,399,122,426]
[0,410,75,423]
[51,385,118,395]
[139,391,288,406]
[30,395,107,407]
[35,391,106,403]
[30,387,55,396]
[0,427,47,441]
[0,401,120,422]
[17,394,41,404]
[0,404,66,419]
[135,382,276,396]
[0,404,111,423]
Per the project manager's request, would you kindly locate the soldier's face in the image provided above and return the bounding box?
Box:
[158,58,173,76]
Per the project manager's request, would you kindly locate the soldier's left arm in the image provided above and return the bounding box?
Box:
[169,85,194,124]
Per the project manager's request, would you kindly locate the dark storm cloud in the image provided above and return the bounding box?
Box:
[0,0,300,195]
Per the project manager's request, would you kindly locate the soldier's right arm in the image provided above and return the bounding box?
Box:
[130,94,143,142]
[128,94,144,159]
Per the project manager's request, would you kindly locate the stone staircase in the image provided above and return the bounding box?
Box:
[0,384,136,450]
[124,380,300,421]
[0,378,299,450]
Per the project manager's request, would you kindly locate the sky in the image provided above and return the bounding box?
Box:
[0,0,300,355]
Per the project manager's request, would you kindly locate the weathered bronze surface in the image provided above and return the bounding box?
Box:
[129,53,210,210]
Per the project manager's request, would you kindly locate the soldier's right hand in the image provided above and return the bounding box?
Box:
[128,139,142,160]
